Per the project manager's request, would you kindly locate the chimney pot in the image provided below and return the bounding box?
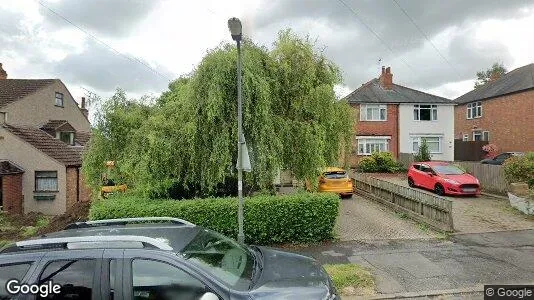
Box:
[381,66,386,74]
[81,97,86,109]
[0,112,7,124]
[386,67,391,74]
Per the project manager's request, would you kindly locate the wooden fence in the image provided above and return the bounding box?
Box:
[454,161,508,194]
[353,173,454,232]
[454,140,488,161]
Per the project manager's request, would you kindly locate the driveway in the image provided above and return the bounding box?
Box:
[337,195,437,241]
[375,175,534,233]
[296,229,534,297]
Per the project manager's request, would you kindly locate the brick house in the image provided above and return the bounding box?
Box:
[454,63,534,153]
[0,63,91,215]
[344,67,455,166]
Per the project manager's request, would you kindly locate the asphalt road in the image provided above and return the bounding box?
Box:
[296,229,534,297]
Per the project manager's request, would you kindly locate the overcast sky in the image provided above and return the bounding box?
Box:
[1,0,534,108]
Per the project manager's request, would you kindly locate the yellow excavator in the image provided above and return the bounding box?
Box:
[100,161,127,198]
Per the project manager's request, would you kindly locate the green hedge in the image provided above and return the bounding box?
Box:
[89,192,339,245]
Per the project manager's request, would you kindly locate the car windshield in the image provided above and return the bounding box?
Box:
[433,165,464,175]
[180,228,255,291]
[324,171,347,179]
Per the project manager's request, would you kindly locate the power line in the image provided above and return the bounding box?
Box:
[392,0,461,79]
[336,0,431,86]
[38,0,173,82]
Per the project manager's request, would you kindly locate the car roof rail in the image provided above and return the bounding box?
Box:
[64,217,196,230]
[1,235,173,253]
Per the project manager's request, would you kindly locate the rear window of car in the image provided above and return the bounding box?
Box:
[0,263,32,297]
[323,171,347,179]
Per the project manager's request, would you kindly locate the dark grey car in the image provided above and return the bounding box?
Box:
[0,217,338,300]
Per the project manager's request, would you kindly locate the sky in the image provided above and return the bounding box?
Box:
[1,0,534,109]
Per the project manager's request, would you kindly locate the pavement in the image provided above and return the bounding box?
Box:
[295,229,534,298]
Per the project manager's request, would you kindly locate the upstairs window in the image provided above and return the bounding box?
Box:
[413,105,437,121]
[467,102,482,119]
[55,92,64,107]
[58,131,75,145]
[360,104,387,121]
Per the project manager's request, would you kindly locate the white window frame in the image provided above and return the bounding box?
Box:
[55,92,64,107]
[413,104,438,121]
[472,130,490,141]
[462,134,469,141]
[356,136,390,155]
[466,101,482,119]
[360,104,387,121]
[411,136,442,154]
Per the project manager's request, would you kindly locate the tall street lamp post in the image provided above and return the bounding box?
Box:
[228,17,245,244]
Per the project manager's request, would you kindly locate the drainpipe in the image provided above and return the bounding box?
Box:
[76,168,80,202]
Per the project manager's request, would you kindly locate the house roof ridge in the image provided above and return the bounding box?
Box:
[392,82,452,102]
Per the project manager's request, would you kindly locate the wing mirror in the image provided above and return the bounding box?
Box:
[200,292,220,300]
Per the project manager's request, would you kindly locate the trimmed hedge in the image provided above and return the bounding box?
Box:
[89,192,340,245]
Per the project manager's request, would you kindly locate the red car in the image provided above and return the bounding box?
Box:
[407,161,480,196]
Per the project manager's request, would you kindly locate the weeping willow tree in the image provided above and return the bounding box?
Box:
[83,30,354,198]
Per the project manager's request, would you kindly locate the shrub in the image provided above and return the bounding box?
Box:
[414,139,431,162]
[357,152,404,173]
[503,152,534,188]
[89,192,340,245]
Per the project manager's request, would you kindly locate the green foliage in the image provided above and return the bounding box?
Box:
[474,62,507,89]
[357,152,404,173]
[82,30,353,198]
[89,192,340,245]
[503,152,534,188]
[414,139,431,162]
[323,264,375,294]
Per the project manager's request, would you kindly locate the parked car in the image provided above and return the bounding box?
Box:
[480,152,524,165]
[307,167,353,198]
[0,217,339,300]
[407,162,480,196]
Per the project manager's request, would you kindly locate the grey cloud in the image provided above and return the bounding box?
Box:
[251,0,532,92]
[39,0,162,37]
[53,41,173,94]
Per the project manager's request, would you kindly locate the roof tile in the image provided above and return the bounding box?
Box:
[3,124,83,166]
[0,79,56,108]
[344,79,453,104]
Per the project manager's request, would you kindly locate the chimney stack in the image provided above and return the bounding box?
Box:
[80,97,89,118]
[0,63,7,80]
[379,66,393,90]
[489,71,502,82]
[0,112,7,125]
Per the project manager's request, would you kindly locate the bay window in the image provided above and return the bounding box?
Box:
[357,137,390,155]
[412,136,442,154]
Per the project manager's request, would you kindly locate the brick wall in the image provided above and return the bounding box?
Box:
[2,174,23,214]
[66,167,92,211]
[454,89,534,153]
[350,103,399,166]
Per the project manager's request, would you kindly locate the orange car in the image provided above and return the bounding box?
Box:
[311,167,354,198]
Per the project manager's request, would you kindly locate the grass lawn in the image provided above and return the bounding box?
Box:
[324,263,375,296]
